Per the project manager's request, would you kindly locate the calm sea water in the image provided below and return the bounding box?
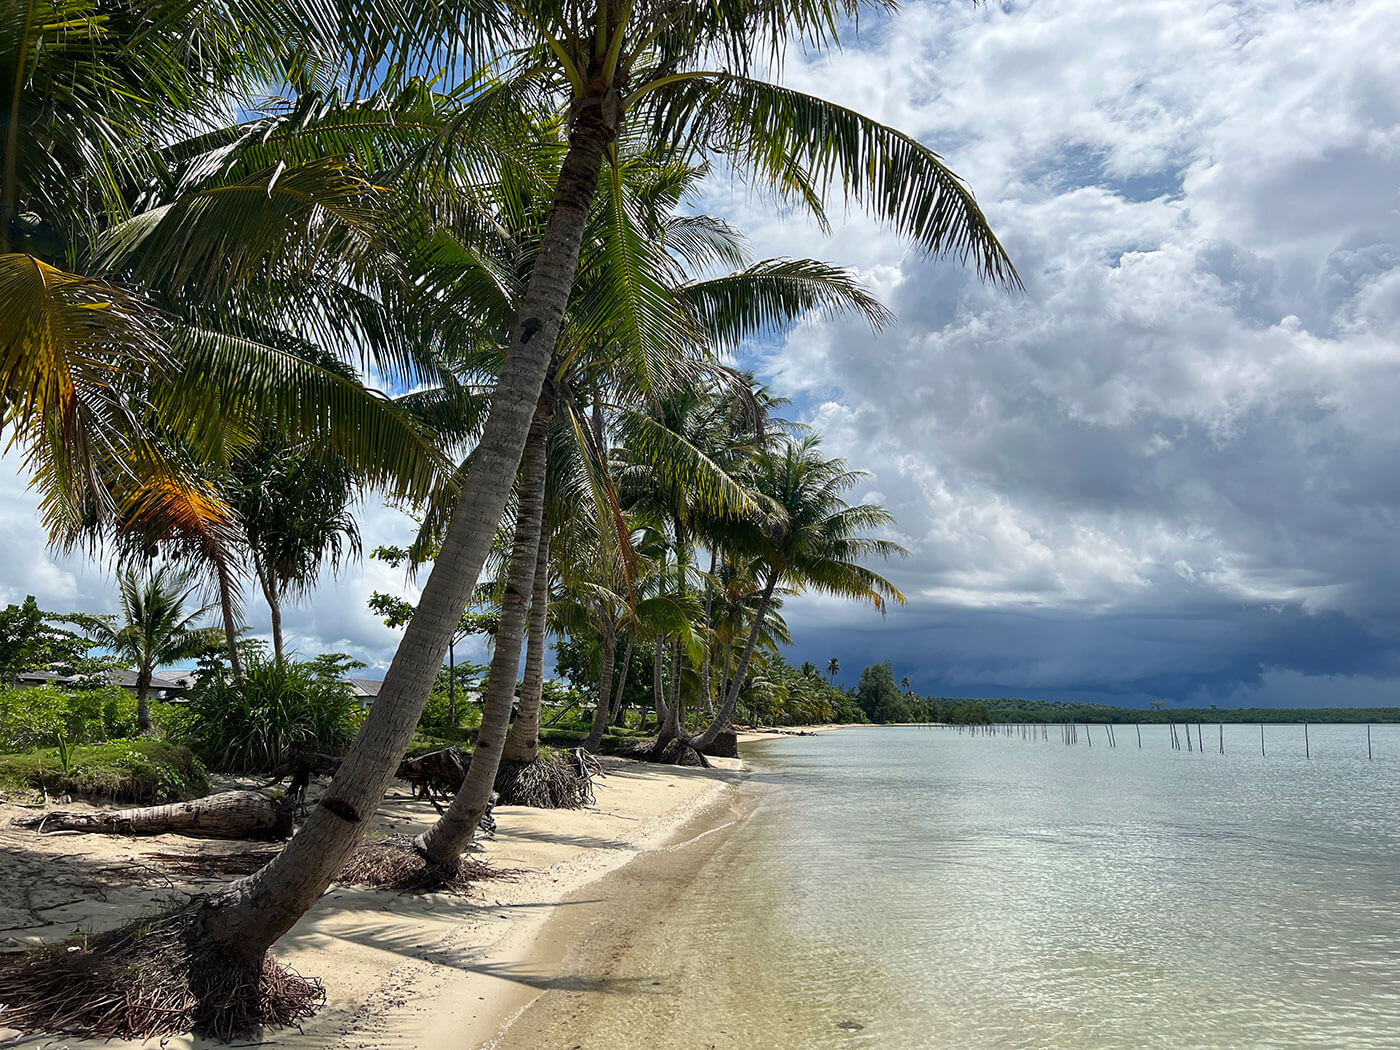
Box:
[499,724,1400,1049]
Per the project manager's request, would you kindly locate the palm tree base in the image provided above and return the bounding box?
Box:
[0,902,323,1040]
[621,737,711,767]
[493,751,597,809]
[336,835,513,894]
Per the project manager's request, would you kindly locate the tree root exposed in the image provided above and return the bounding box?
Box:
[336,835,517,894]
[0,904,323,1041]
[620,737,711,767]
[141,848,281,878]
[493,749,598,809]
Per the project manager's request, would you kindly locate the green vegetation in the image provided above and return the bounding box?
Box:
[179,655,365,771]
[0,739,207,804]
[0,683,144,752]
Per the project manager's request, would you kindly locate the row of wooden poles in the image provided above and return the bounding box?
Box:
[951,721,1380,759]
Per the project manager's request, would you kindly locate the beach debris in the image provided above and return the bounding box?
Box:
[493,748,598,809]
[11,790,294,840]
[141,847,281,877]
[394,747,470,810]
[836,1020,865,1031]
[335,834,518,894]
[0,902,324,1040]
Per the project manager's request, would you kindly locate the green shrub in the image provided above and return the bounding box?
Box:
[178,655,364,770]
[0,739,207,803]
[418,687,484,734]
[0,683,162,752]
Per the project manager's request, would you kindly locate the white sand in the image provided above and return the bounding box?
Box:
[0,754,746,1050]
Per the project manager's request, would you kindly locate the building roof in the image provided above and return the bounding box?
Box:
[14,668,188,691]
[346,677,384,699]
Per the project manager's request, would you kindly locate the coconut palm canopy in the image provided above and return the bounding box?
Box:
[0,0,1019,1038]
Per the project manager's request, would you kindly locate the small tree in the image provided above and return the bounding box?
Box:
[0,596,93,681]
[75,568,222,733]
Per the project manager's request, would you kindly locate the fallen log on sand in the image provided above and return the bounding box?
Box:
[12,790,294,840]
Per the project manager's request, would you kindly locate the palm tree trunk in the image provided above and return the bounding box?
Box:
[195,103,616,963]
[584,622,617,752]
[658,638,684,741]
[415,408,551,865]
[651,637,666,731]
[697,550,717,719]
[689,572,778,751]
[213,555,244,679]
[609,635,634,726]
[135,668,153,734]
[502,518,550,764]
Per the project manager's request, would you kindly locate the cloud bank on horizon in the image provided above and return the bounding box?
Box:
[2,0,1397,707]
[715,0,1400,705]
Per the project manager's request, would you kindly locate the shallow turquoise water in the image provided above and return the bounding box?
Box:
[500,723,1400,1049]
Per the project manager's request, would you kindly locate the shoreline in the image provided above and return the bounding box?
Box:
[0,752,753,1050]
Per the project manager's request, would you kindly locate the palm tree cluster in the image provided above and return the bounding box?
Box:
[0,0,1017,1037]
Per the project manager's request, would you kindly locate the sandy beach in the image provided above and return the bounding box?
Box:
[0,751,752,1049]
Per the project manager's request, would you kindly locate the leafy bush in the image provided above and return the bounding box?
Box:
[0,739,207,803]
[418,686,484,734]
[178,655,364,770]
[0,683,152,751]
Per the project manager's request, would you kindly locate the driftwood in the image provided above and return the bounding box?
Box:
[12,790,294,840]
[263,748,344,808]
[394,747,468,803]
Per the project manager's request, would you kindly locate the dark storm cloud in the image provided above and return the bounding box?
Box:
[721,0,1400,705]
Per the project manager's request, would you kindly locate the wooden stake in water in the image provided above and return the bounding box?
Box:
[1219,723,1224,755]
[1368,724,1373,761]
[1261,724,1266,757]
[1305,722,1310,760]
[1136,724,1142,749]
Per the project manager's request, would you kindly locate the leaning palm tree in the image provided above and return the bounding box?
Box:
[690,436,907,750]
[4,0,1017,1036]
[827,656,841,682]
[74,567,221,732]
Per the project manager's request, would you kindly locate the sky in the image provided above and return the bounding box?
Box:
[4,0,1399,707]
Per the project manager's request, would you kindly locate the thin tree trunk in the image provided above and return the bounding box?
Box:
[584,623,617,752]
[503,478,551,763]
[689,573,778,751]
[416,408,551,865]
[658,639,683,742]
[253,555,284,663]
[448,638,456,726]
[196,103,616,962]
[697,550,717,719]
[135,669,152,734]
[651,637,666,730]
[609,635,634,726]
[213,554,244,679]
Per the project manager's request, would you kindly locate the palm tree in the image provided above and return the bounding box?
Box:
[1,2,453,544]
[827,656,840,682]
[227,425,363,664]
[691,436,907,750]
[75,567,221,732]
[47,0,1017,1010]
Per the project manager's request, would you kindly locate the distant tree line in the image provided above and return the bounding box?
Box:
[925,696,1400,725]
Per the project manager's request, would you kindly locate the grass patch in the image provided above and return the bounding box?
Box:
[0,740,208,804]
